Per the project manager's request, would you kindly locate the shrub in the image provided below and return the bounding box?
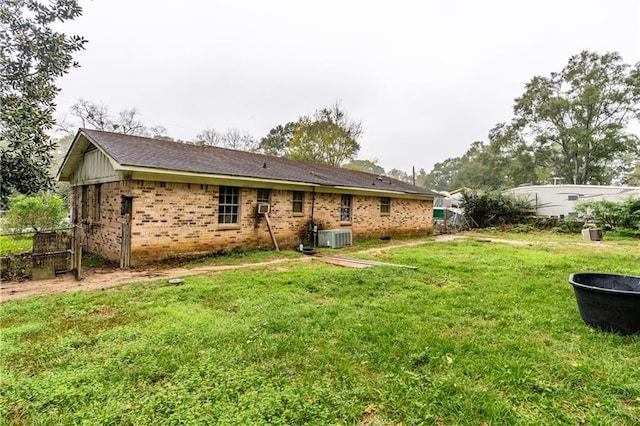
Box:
[611,227,640,238]
[575,197,640,230]
[509,224,534,233]
[556,219,584,234]
[461,191,534,228]
[2,193,67,233]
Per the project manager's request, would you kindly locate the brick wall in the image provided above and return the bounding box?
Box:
[311,193,432,238]
[75,181,135,262]
[74,180,433,265]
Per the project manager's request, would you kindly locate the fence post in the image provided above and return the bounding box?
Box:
[72,225,82,280]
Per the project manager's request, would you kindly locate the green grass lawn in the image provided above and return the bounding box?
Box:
[468,227,640,247]
[0,234,33,255]
[2,237,640,424]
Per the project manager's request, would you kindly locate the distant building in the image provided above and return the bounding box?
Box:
[503,185,640,218]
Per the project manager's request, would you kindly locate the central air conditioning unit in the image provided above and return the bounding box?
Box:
[257,203,270,214]
[317,229,352,248]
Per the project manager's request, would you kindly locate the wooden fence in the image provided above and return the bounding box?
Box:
[33,231,72,272]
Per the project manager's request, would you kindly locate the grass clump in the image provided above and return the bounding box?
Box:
[1,238,639,424]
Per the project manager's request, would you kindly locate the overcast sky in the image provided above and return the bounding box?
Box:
[54,0,640,174]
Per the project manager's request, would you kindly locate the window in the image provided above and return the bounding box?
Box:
[340,194,352,222]
[257,189,271,204]
[218,186,240,224]
[95,184,102,221]
[121,196,133,217]
[82,185,89,219]
[292,191,304,213]
[380,197,390,214]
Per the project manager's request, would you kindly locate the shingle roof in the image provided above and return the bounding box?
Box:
[72,128,437,196]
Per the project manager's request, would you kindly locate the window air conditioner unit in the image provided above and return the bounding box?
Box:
[317,229,352,248]
[257,203,270,214]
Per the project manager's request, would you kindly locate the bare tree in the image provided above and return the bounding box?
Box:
[195,128,257,151]
[55,113,80,136]
[149,125,171,140]
[114,108,147,135]
[60,99,170,138]
[195,128,223,146]
[69,98,111,130]
[223,128,258,151]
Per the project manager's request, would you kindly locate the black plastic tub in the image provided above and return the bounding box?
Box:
[568,273,640,335]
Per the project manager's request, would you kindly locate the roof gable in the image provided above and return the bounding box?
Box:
[58,129,438,197]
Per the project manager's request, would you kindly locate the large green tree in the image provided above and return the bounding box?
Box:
[2,192,66,233]
[261,102,363,166]
[342,159,385,175]
[628,164,640,186]
[513,51,640,185]
[0,0,86,208]
[423,157,464,191]
[257,122,296,156]
[386,168,411,183]
[424,134,543,193]
[425,51,640,191]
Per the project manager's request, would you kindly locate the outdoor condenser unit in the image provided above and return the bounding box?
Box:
[317,229,352,248]
[257,203,270,214]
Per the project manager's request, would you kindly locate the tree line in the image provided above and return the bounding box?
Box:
[56,98,367,164]
[425,51,640,191]
[59,48,640,192]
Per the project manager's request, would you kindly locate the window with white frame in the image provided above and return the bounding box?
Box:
[257,189,271,204]
[380,197,390,214]
[292,191,304,213]
[340,194,352,222]
[218,186,240,224]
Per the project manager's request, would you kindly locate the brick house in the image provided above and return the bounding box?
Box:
[58,129,437,266]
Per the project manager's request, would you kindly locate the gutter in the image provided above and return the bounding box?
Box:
[117,167,435,199]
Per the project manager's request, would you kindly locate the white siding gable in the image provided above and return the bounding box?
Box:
[72,148,119,185]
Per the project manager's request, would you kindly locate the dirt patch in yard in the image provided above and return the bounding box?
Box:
[0,233,614,303]
[1,237,449,303]
[0,258,304,303]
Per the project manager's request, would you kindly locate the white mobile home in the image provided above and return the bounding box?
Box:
[503,185,640,218]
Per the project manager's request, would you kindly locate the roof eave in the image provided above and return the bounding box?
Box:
[326,185,434,199]
[121,165,433,198]
[123,166,315,190]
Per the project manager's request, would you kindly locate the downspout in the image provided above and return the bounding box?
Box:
[311,187,316,247]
